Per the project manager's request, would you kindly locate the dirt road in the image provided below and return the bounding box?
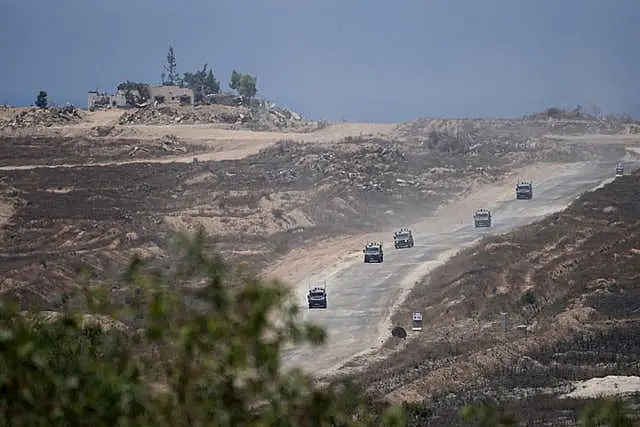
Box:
[0,121,399,170]
[281,156,640,376]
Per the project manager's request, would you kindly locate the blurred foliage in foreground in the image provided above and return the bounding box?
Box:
[0,227,636,426]
[0,228,406,426]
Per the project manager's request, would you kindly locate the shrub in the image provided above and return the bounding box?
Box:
[0,226,406,426]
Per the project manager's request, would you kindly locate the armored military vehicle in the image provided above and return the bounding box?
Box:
[307,283,327,309]
[363,241,384,263]
[516,181,533,200]
[616,162,624,177]
[393,228,414,249]
[474,209,492,228]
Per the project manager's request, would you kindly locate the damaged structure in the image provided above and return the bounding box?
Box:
[148,85,193,106]
[88,85,194,111]
[88,90,129,111]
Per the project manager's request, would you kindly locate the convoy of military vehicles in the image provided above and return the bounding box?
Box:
[308,164,625,309]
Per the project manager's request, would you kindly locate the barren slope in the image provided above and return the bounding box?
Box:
[348,168,640,426]
[0,111,635,316]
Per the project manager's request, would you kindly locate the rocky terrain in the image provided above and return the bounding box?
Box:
[0,103,639,426]
[0,134,207,167]
[0,105,85,129]
[117,101,316,132]
[0,99,319,135]
[0,108,636,312]
[345,168,640,426]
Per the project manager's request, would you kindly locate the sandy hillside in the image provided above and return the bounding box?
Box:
[346,167,640,426]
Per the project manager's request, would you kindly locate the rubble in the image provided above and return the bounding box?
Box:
[118,104,250,126]
[117,101,307,130]
[0,105,84,129]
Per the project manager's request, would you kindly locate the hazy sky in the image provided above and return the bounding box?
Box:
[1,0,638,122]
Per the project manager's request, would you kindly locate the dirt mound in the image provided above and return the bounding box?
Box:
[118,104,251,126]
[118,102,308,131]
[350,168,640,424]
[0,105,84,129]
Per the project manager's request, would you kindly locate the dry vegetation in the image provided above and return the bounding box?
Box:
[1,102,640,424]
[345,169,640,426]
[0,105,635,313]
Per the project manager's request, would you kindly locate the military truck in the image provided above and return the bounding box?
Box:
[363,241,384,263]
[307,283,327,309]
[516,181,533,200]
[393,228,414,249]
[474,209,492,228]
[616,162,624,177]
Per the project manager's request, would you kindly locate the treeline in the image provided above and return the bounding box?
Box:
[116,46,257,106]
[161,46,257,102]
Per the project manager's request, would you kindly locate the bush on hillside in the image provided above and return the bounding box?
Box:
[0,226,406,426]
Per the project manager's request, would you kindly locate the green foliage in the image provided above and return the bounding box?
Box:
[0,305,148,426]
[163,46,178,86]
[460,402,517,427]
[230,69,258,99]
[0,226,406,426]
[461,400,638,427]
[182,64,220,103]
[580,399,635,427]
[35,90,48,108]
[117,81,151,106]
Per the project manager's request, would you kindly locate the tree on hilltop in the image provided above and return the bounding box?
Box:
[163,46,178,86]
[182,64,220,103]
[35,91,48,109]
[117,81,151,107]
[230,69,258,100]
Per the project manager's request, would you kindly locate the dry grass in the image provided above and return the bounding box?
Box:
[343,169,640,425]
[0,112,634,322]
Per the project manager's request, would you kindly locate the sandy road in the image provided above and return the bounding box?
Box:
[281,156,640,376]
[0,121,398,171]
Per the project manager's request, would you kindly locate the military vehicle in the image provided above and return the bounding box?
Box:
[515,181,533,200]
[474,209,492,228]
[363,241,384,263]
[615,162,624,177]
[393,228,414,249]
[307,283,327,309]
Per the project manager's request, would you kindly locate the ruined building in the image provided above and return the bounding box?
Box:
[88,85,194,110]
